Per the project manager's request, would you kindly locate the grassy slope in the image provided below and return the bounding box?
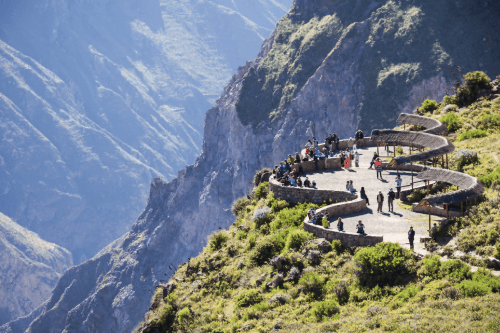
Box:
[137,72,500,333]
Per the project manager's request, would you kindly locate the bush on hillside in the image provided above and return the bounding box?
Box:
[441,113,461,132]
[249,238,280,265]
[478,166,500,188]
[235,289,263,308]
[479,114,500,131]
[456,280,491,297]
[464,71,491,89]
[299,272,326,296]
[354,242,414,287]
[440,286,463,300]
[472,268,500,292]
[457,129,488,141]
[252,206,272,228]
[209,232,228,252]
[420,99,439,113]
[311,300,339,321]
[443,95,461,106]
[454,150,478,171]
[285,229,314,252]
[232,197,250,217]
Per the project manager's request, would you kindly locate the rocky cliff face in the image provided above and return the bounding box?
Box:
[2,0,499,332]
[0,213,72,326]
[0,0,292,264]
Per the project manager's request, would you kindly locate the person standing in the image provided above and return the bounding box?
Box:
[360,187,369,205]
[408,226,415,249]
[376,159,383,180]
[388,188,396,212]
[354,152,360,167]
[395,175,402,199]
[377,191,384,213]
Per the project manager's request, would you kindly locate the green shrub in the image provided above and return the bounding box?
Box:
[479,114,500,130]
[354,242,413,286]
[406,189,426,203]
[454,150,478,171]
[457,129,488,141]
[311,300,339,321]
[254,182,269,200]
[267,192,290,212]
[456,280,491,297]
[420,99,439,113]
[322,218,329,228]
[440,260,471,282]
[332,280,350,304]
[443,95,461,106]
[232,197,250,217]
[209,232,228,252]
[397,285,421,302]
[472,268,500,292]
[177,307,191,326]
[248,234,256,249]
[397,145,404,155]
[235,289,263,307]
[331,240,343,254]
[299,272,326,296]
[420,256,442,280]
[249,238,279,265]
[252,206,272,228]
[478,166,500,188]
[285,229,314,252]
[153,304,177,330]
[440,113,461,132]
[464,71,491,89]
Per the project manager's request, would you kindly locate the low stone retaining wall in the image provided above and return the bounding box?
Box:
[269,178,356,204]
[300,195,379,247]
[304,219,383,247]
[412,203,462,219]
[289,157,341,173]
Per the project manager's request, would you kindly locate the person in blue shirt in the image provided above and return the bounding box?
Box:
[356,221,365,234]
[337,218,344,231]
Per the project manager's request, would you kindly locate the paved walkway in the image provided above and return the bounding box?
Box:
[301,146,444,253]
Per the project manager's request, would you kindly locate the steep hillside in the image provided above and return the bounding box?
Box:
[3,0,500,331]
[0,212,72,326]
[137,72,500,333]
[0,0,292,263]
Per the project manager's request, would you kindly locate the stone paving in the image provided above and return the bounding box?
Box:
[300,146,444,253]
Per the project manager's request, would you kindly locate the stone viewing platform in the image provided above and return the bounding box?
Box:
[267,113,484,250]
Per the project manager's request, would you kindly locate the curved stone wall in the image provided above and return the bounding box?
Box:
[269,177,356,204]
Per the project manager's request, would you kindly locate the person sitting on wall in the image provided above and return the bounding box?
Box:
[297,177,303,187]
[312,180,317,187]
[288,154,295,165]
[337,217,344,231]
[332,133,339,151]
[319,150,327,160]
[289,174,297,186]
[304,177,311,187]
[313,137,319,147]
[272,165,279,179]
[360,187,369,205]
[284,160,291,173]
[369,152,379,169]
[355,129,364,148]
[310,214,317,225]
[295,152,301,164]
[356,220,365,234]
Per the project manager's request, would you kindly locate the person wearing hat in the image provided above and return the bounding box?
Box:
[388,188,396,212]
[408,226,415,249]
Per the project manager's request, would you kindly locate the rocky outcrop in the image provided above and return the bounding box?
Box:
[0,213,72,326]
[3,0,500,332]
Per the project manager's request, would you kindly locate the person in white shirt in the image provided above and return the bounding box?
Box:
[395,175,403,199]
[354,152,360,167]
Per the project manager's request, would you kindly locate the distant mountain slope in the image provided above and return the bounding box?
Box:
[2,0,500,332]
[0,0,292,263]
[0,212,72,326]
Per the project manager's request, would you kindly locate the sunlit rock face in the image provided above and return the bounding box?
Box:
[0,212,72,326]
[0,0,292,263]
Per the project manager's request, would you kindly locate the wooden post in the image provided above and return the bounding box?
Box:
[411,163,414,190]
[410,144,412,155]
[394,141,396,157]
[427,180,430,197]
[377,142,379,156]
[428,206,431,232]
[404,123,406,130]
[446,204,449,220]
[446,154,449,169]
[461,201,464,216]
[441,155,444,168]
